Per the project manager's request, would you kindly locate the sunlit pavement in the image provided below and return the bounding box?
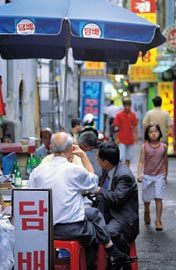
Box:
[131,140,176,270]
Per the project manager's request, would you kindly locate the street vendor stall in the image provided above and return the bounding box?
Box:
[0,141,36,176]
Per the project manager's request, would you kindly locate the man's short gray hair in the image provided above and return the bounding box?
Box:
[78,131,97,148]
[51,132,73,153]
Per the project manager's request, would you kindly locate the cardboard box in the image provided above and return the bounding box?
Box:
[0,181,12,189]
[0,193,5,210]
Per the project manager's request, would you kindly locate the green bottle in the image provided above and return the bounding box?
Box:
[31,154,38,170]
[14,166,22,187]
[26,155,32,175]
[12,161,17,185]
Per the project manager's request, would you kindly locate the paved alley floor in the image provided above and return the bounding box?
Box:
[131,141,176,270]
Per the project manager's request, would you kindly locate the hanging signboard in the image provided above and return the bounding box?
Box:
[158,82,174,117]
[12,189,53,270]
[81,61,106,76]
[164,25,176,52]
[137,12,156,23]
[83,61,105,70]
[131,0,156,13]
[174,82,176,155]
[129,65,157,82]
[157,82,174,155]
[132,48,157,66]
[130,0,157,82]
[80,79,104,131]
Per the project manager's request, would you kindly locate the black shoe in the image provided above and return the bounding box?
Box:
[111,254,138,267]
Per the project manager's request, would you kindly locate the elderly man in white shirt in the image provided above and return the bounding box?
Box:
[29,131,137,269]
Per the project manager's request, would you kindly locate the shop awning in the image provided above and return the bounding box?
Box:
[153,61,176,73]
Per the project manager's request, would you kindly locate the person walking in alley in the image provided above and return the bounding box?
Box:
[142,95,173,145]
[113,97,138,167]
[106,99,123,141]
[137,124,168,231]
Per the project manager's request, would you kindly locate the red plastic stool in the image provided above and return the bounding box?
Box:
[97,241,138,270]
[129,241,138,270]
[97,244,107,270]
[54,240,86,270]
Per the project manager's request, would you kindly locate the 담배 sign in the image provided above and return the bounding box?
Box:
[12,189,53,270]
[80,79,104,131]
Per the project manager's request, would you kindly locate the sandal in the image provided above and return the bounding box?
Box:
[144,210,151,224]
[155,221,163,231]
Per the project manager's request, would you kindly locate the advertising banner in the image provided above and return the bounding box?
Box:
[130,0,157,82]
[134,47,157,66]
[174,82,176,155]
[13,189,53,270]
[80,78,104,131]
[131,0,156,13]
[158,82,174,118]
[137,12,156,23]
[83,62,105,70]
[129,65,157,82]
[158,82,174,155]
[81,62,106,76]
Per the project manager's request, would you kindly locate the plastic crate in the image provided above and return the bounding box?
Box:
[2,152,17,175]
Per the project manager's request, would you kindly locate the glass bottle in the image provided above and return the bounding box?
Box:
[12,161,17,185]
[14,166,22,187]
[31,154,38,170]
[26,154,32,175]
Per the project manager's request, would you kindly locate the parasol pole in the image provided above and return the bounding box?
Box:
[63,20,70,129]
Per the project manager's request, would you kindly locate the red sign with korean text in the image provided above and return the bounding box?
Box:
[131,0,156,13]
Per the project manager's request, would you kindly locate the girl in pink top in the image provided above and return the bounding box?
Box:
[137,124,168,231]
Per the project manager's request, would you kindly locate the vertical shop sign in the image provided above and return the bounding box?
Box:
[173,82,176,155]
[158,82,174,155]
[80,79,104,131]
[129,0,157,82]
[131,0,156,13]
[13,189,53,270]
[158,82,173,117]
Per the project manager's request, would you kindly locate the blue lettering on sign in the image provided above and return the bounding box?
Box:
[84,81,100,98]
[80,80,103,130]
